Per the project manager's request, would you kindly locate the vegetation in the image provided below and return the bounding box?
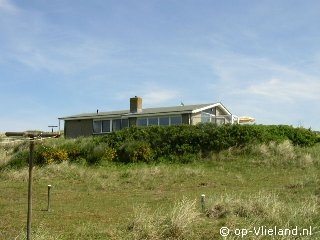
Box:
[0,125,319,239]
[2,124,319,167]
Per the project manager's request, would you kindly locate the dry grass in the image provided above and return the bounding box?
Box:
[248,140,320,167]
[206,191,319,228]
[1,142,319,239]
[125,198,199,240]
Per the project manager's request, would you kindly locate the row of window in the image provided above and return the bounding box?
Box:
[137,116,182,126]
[93,119,129,133]
[93,115,183,133]
[201,112,229,124]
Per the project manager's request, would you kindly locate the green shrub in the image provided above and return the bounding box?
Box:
[34,145,68,165]
[6,150,29,169]
[101,146,117,164]
[59,142,83,161]
[99,124,318,164]
[117,141,154,163]
[5,124,318,167]
[87,143,117,165]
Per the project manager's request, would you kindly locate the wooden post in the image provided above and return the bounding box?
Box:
[201,194,206,212]
[27,136,34,240]
[5,131,60,240]
[47,185,52,211]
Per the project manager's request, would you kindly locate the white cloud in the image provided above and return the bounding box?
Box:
[206,52,320,102]
[248,77,320,101]
[115,84,179,107]
[190,50,320,129]
[143,89,179,106]
[12,37,121,74]
[0,0,18,13]
[0,2,123,76]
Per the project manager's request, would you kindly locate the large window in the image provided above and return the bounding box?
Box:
[94,120,110,133]
[148,117,158,125]
[121,119,129,128]
[201,112,212,123]
[102,120,111,133]
[137,115,182,127]
[159,117,169,126]
[137,118,148,126]
[170,116,182,125]
[112,119,121,131]
[94,119,123,133]
[93,120,102,133]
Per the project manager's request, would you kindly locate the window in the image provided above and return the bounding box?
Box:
[159,117,169,126]
[112,119,121,131]
[170,116,182,125]
[93,119,111,133]
[201,112,211,123]
[216,118,225,125]
[102,120,111,133]
[137,118,147,126]
[148,117,158,125]
[93,120,102,133]
[121,119,129,128]
[136,115,182,127]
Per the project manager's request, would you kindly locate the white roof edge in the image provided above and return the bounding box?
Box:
[191,103,231,114]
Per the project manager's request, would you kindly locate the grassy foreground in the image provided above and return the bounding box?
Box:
[0,140,319,239]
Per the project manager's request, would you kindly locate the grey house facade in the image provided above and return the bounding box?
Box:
[59,96,239,138]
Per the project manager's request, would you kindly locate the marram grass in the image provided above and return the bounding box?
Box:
[0,143,319,239]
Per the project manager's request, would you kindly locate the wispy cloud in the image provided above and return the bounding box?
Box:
[205,52,320,102]
[12,37,122,74]
[0,2,123,76]
[143,88,179,106]
[116,84,179,107]
[0,0,18,13]
[248,77,320,101]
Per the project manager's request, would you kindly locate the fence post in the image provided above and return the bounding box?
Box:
[27,136,34,240]
[201,194,206,212]
[47,185,52,211]
[5,131,60,240]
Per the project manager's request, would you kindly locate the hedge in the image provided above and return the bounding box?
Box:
[6,124,319,167]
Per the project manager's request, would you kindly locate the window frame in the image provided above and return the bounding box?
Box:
[136,115,183,127]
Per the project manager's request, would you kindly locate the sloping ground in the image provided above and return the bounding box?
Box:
[0,143,319,239]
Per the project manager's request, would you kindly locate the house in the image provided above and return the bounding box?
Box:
[59,96,240,138]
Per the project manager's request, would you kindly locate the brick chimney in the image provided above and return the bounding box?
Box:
[130,96,142,113]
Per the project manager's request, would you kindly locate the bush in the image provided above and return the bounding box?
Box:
[34,145,68,165]
[59,142,83,162]
[87,143,117,165]
[5,124,318,167]
[102,124,318,163]
[117,141,154,163]
[5,150,29,169]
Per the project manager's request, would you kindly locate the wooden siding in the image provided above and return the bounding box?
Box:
[65,119,93,138]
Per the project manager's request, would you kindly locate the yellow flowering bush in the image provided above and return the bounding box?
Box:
[35,145,68,165]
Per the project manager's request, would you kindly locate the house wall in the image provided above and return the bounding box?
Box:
[191,112,202,125]
[65,119,93,138]
[216,107,225,116]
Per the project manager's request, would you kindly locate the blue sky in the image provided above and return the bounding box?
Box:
[1,0,319,132]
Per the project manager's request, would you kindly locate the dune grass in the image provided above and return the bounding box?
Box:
[0,141,319,239]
